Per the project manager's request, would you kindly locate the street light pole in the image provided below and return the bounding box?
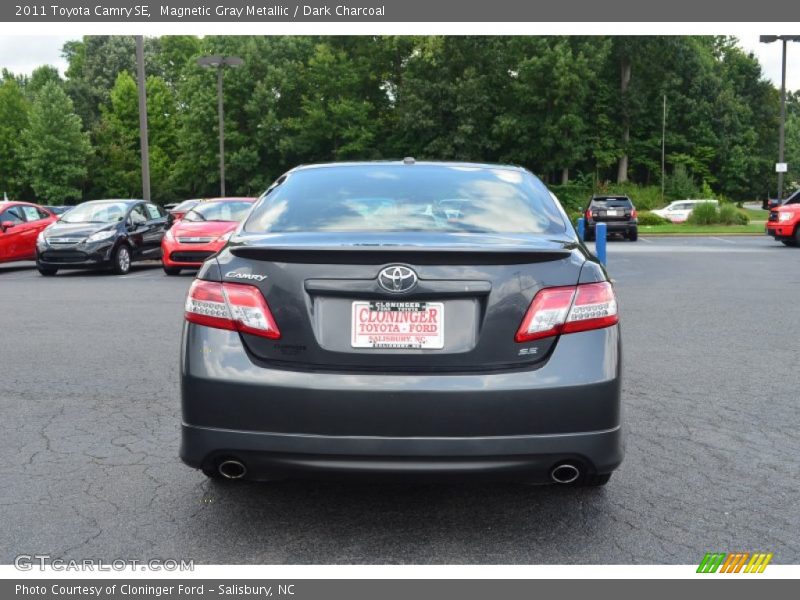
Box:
[779,38,787,201]
[197,55,244,197]
[217,66,225,197]
[135,35,151,201]
[760,35,800,201]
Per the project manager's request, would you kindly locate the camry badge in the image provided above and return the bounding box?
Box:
[378,265,418,293]
[225,271,267,282]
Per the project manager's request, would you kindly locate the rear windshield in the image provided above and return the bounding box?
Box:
[244,165,567,234]
[590,197,632,208]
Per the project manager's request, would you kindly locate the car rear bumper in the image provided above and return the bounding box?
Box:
[180,324,623,481]
[587,221,637,232]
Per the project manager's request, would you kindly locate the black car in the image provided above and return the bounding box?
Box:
[180,161,623,486]
[584,195,638,241]
[36,199,167,276]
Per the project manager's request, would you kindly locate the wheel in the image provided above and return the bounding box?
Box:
[628,227,638,242]
[782,240,797,247]
[111,244,131,275]
[581,473,612,487]
[584,229,594,242]
[163,266,182,276]
[37,266,58,276]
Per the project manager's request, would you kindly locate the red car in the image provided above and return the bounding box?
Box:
[765,189,800,246]
[0,201,58,264]
[161,197,256,275]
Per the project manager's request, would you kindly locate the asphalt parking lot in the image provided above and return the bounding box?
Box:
[1,235,798,564]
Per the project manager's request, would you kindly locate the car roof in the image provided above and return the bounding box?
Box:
[1,200,41,207]
[289,160,525,173]
[78,199,143,205]
[203,197,257,202]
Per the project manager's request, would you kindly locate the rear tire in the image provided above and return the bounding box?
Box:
[111,244,131,275]
[163,266,181,276]
[628,228,638,242]
[37,266,58,276]
[782,240,797,246]
[584,229,594,242]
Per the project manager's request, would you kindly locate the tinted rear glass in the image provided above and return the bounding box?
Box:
[590,197,632,208]
[244,165,566,234]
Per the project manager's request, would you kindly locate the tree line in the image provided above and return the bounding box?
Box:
[1,35,798,206]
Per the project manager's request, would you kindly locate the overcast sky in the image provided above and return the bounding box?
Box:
[1,35,799,92]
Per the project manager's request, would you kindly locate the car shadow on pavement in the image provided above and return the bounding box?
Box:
[184,478,613,563]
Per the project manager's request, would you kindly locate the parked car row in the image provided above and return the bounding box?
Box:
[0,197,256,275]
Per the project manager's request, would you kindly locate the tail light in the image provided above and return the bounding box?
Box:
[185,280,281,339]
[515,281,618,342]
[631,209,638,218]
[585,210,592,219]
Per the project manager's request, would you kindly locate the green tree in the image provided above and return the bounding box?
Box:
[93,71,178,201]
[19,82,91,203]
[0,78,31,198]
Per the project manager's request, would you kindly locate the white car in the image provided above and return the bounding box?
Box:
[651,199,718,223]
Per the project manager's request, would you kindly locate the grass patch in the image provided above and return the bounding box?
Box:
[639,223,765,235]
[741,207,767,220]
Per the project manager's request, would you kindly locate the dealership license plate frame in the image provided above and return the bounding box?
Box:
[351,301,445,349]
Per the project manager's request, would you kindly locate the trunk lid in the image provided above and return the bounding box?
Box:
[213,232,586,372]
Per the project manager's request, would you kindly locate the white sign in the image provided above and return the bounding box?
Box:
[351,301,444,349]
[776,163,788,173]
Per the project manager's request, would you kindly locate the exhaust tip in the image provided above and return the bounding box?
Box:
[218,459,247,480]
[551,463,581,484]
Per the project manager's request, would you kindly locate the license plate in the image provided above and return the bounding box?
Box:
[607,209,619,216]
[351,301,444,349]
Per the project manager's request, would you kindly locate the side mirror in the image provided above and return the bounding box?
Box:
[1,221,15,232]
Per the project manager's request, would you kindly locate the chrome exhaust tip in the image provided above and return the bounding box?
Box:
[218,459,247,480]
[550,463,581,484]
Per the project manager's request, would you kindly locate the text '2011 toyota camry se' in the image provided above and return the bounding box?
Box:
[180,161,623,486]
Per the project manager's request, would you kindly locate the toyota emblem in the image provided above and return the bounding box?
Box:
[378,265,418,293]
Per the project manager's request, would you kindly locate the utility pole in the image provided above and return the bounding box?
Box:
[197,56,244,197]
[661,94,666,203]
[135,35,151,201]
[760,35,800,201]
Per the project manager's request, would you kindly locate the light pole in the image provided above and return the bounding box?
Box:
[197,55,244,197]
[760,35,800,201]
[135,36,150,201]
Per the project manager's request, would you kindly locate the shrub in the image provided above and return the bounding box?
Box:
[688,202,718,225]
[718,203,750,225]
[637,211,669,226]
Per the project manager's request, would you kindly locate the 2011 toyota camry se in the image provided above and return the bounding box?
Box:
[180,160,623,486]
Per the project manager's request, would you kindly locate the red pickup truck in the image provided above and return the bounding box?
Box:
[766,189,800,246]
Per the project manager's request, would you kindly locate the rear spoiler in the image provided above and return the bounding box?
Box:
[229,245,574,265]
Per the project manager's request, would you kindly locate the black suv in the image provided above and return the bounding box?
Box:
[584,195,638,241]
